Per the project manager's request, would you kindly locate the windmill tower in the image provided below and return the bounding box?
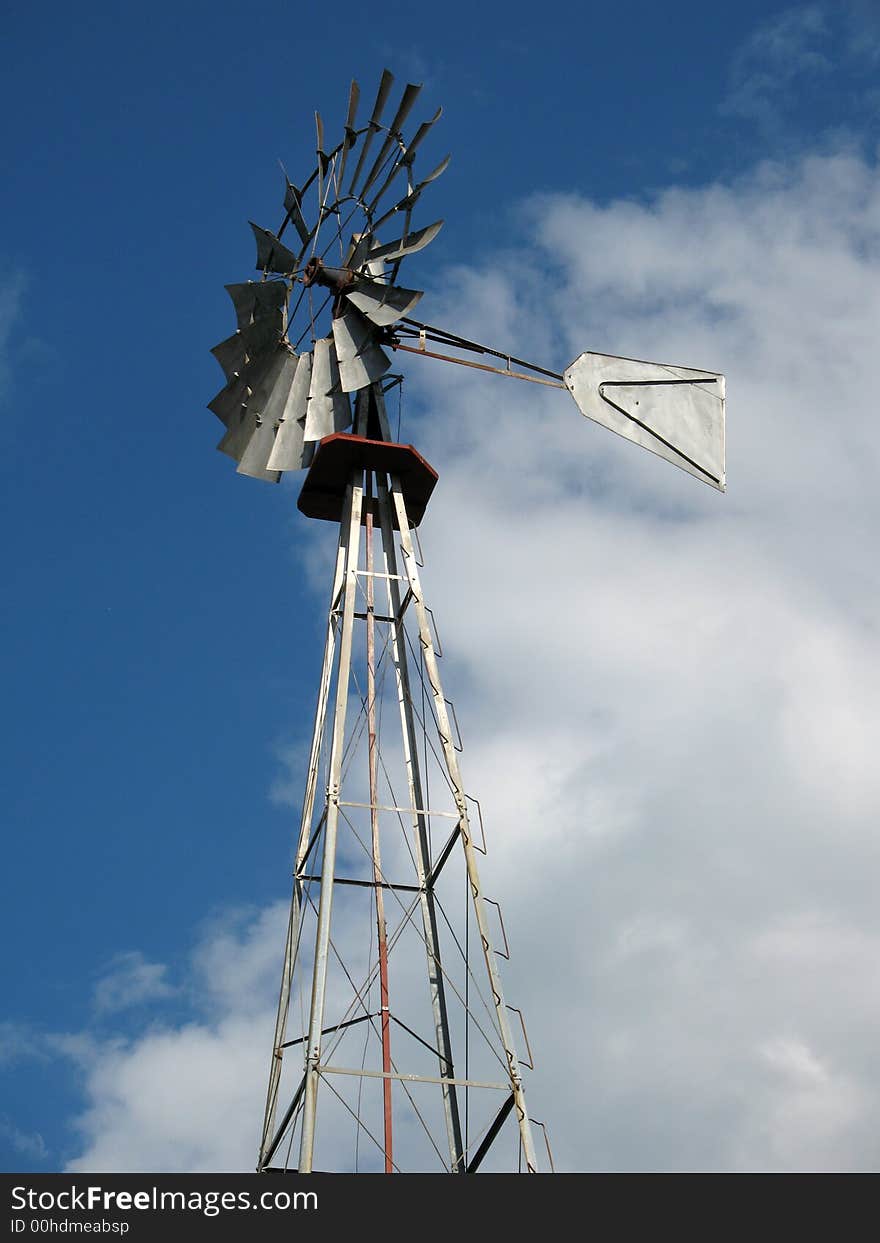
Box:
[205,71,726,1174]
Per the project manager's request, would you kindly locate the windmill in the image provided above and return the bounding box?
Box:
[206,70,725,1175]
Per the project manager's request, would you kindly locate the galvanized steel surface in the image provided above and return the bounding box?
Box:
[565,351,726,490]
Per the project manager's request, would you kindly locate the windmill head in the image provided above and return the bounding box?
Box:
[205,69,726,496]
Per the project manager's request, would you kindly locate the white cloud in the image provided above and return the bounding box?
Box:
[93,952,175,1015]
[53,139,880,1173]
[722,4,830,129]
[62,905,289,1173]
[0,1116,48,1162]
[721,3,880,142]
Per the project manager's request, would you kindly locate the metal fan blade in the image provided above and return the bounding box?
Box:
[224,280,288,331]
[224,283,258,331]
[364,157,406,218]
[407,106,442,158]
[325,342,352,431]
[368,219,443,263]
[211,303,285,380]
[417,152,451,187]
[236,417,281,481]
[283,181,311,247]
[336,79,360,190]
[386,81,422,136]
[211,332,247,382]
[208,347,279,427]
[250,348,299,428]
[564,352,726,491]
[314,111,327,208]
[216,348,289,459]
[250,222,298,274]
[304,338,352,441]
[347,68,394,195]
[371,155,451,231]
[365,106,443,215]
[267,353,312,471]
[386,219,411,287]
[251,283,288,321]
[265,403,305,472]
[208,372,249,426]
[236,349,299,481]
[345,278,423,327]
[242,307,285,353]
[358,83,422,201]
[332,304,392,392]
[345,231,374,270]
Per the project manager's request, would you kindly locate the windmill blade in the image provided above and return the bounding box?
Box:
[304,338,352,441]
[252,281,289,318]
[207,372,249,426]
[564,352,726,491]
[250,222,298,274]
[225,282,257,331]
[371,155,451,231]
[236,349,299,481]
[216,347,290,460]
[332,303,392,392]
[365,106,443,215]
[223,282,288,346]
[345,278,423,326]
[386,207,413,286]
[210,303,285,380]
[241,307,285,353]
[358,82,422,201]
[368,219,443,264]
[208,347,282,426]
[406,106,443,159]
[314,111,327,209]
[236,414,281,481]
[211,332,247,382]
[283,180,311,248]
[267,353,312,471]
[336,79,360,191]
[347,68,394,195]
[246,348,299,432]
[345,231,374,270]
[416,152,451,188]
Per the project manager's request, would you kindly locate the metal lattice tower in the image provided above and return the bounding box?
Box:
[258,389,542,1172]
[204,70,725,1174]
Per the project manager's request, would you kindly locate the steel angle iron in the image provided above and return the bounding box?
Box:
[204,69,726,1175]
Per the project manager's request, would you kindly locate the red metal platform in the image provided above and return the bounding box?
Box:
[297,433,438,527]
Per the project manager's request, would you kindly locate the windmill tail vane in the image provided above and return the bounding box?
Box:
[202,68,726,1175]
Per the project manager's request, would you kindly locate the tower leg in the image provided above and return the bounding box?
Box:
[381,468,538,1173]
[259,490,352,1169]
[298,475,365,1173]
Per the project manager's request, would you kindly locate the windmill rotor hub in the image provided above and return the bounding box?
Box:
[301,256,355,292]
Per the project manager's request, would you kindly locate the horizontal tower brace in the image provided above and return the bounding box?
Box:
[298,873,423,894]
[339,799,459,818]
[318,1065,509,1091]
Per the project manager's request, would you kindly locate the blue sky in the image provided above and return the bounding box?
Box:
[2,1,880,1171]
